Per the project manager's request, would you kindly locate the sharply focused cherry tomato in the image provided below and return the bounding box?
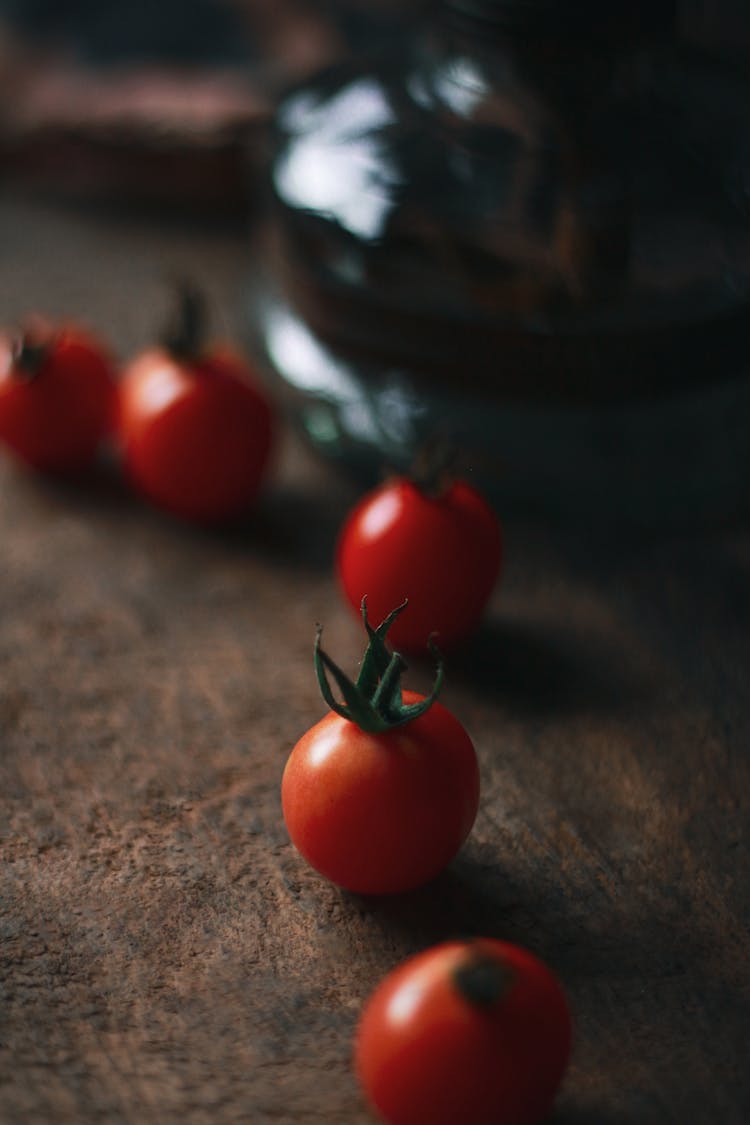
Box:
[337,475,502,653]
[281,602,479,895]
[118,285,273,523]
[0,319,116,473]
[355,939,572,1125]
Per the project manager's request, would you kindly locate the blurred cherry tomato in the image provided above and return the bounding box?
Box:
[118,285,273,523]
[355,939,572,1125]
[337,476,502,653]
[282,602,480,894]
[0,320,116,473]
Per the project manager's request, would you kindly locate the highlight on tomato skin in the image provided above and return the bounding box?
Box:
[118,347,274,524]
[281,692,480,895]
[281,601,480,895]
[117,283,275,524]
[354,939,573,1125]
[0,320,117,474]
[336,475,502,654]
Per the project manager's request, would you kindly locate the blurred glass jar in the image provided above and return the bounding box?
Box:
[246,0,750,521]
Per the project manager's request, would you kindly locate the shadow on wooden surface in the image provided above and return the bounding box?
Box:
[343,854,748,1122]
[233,478,354,573]
[2,442,356,574]
[550,1109,633,1125]
[451,615,654,718]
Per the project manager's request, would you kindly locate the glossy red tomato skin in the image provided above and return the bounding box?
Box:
[337,478,502,653]
[355,939,572,1125]
[118,347,273,523]
[281,691,479,895]
[0,327,116,472]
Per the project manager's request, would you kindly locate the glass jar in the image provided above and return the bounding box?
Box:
[246,0,750,521]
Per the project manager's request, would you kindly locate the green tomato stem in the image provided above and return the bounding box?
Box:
[162,280,207,362]
[12,335,49,381]
[453,951,515,1010]
[407,435,458,498]
[313,599,444,733]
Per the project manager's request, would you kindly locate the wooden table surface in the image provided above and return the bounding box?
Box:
[0,193,748,1124]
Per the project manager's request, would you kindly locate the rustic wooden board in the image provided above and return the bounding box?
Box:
[0,195,748,1124]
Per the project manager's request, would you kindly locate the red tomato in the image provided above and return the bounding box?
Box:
[282,602,479,894]
[355,939,572,1125]
[118,287,273,523]
[337,477,502,653]
[0,321,116,473]
[282,689,479,895]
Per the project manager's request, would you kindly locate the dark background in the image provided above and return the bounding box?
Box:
[0,4,748,1125]
[0,0,748,212]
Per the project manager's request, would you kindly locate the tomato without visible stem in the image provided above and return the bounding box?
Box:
[282,689,479,895]
[355,939,572,1125]
[337,477,502,654]
[0,322,116,473]
[118,286,273,523]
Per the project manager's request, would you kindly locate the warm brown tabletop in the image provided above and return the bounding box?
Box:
[0,193,748,1124]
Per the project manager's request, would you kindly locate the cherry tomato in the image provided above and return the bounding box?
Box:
[337,476,502,653]
[281,602,479,895]
[0,320,116,473]
[355,939,572,1125]
[118,286,273,523]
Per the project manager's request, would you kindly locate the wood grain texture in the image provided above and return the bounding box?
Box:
[0,195,748,1124]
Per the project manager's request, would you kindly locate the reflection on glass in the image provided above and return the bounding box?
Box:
[274,78,401,241]
[248,1,750,520]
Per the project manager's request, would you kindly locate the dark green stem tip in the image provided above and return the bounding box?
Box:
[162,280,208,361]
[313,598,444,734]
[453,953,515,1009]
[12,335,50,380]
